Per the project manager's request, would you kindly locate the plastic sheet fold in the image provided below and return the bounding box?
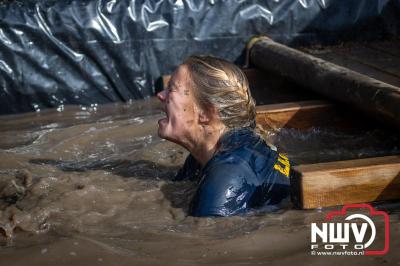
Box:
[0,0,398,114]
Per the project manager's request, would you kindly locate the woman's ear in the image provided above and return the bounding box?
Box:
[198,106,218,124]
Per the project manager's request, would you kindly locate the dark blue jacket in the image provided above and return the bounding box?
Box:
[174,127,291,217]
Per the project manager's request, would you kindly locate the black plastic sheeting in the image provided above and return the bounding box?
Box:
[0,0,399,114]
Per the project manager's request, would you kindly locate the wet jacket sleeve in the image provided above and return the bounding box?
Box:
[190,160,257,217]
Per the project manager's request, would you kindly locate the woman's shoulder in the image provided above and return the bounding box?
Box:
[203,156,258,185]
[215,128,279,168]
[191,160,258,217]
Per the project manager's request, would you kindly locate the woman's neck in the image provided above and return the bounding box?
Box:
[187,123,226,166]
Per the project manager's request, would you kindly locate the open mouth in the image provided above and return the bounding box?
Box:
[158,106,169,125]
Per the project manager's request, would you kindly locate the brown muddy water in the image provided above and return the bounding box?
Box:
[0,98,399,266]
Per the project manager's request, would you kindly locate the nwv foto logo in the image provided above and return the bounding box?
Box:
[310,204,390,256]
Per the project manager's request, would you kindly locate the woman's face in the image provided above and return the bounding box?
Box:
[157,65,200,145]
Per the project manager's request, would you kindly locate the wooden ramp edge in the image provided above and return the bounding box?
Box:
[255,100,334,130]
[291,155,400,209]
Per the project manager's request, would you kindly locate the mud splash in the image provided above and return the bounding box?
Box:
[0,99,399,265]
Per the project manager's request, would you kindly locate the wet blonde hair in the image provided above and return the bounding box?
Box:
[183,55,256,129]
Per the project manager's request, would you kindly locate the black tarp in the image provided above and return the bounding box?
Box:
[0,0,399,114]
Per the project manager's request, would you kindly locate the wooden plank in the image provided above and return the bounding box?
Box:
[254,100,367,130]
[250,38,400,130]
[255,101,333,130]
[256,100,330,114]
[331,46,400,78]
[303,50,400,88]
[291,155,400,209]
[367,40,400,59]
[301,41,400,87]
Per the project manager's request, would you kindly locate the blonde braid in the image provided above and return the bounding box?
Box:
[184,55,256,129]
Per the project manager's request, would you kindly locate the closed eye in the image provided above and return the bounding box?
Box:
[167,83,177,93]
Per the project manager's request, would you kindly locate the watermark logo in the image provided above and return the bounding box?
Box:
[310,203,390,256]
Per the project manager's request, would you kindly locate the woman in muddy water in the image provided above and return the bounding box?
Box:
[157,55,291,217]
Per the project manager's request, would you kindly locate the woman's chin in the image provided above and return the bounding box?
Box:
[157,118,169,138]
[158,117,168,126]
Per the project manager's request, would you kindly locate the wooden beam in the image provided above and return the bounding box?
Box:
[250,37,400,130]
[291,155,400,209]
[256,100,332,130]
[255,100,357,130]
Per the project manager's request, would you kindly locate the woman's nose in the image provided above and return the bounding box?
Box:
[157,90,166,102]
